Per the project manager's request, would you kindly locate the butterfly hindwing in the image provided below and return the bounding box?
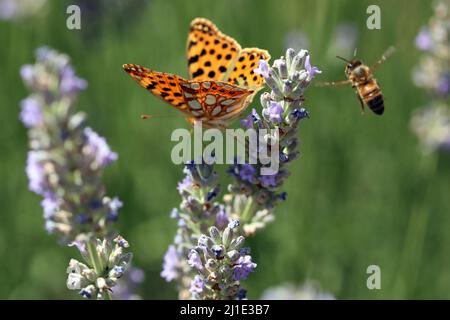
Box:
[187,18,241,82]
[179,80,254,123]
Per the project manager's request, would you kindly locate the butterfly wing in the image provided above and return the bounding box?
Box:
[179,80,254,127]
[187,18,242,82]
[123,63,191,114]
[187,18,270,93]
[123,63,254,127]
[227,48,271,91]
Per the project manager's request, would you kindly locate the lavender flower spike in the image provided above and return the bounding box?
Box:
[228,48,316,235]
[20,47,133,300]
[20,47,120,243]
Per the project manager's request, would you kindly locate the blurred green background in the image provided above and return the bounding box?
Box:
[1,0,449,299]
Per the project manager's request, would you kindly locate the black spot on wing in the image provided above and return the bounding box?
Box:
[188,55,199,65]
[193,68,205,78]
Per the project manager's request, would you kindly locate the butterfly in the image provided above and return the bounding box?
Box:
[123,18,271,129]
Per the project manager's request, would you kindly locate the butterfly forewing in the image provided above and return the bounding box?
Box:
[227,48,270,90]
[187,18,242,82]
[123,64,254,126]
[123,64,190,113]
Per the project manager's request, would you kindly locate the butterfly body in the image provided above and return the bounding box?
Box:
[123,18,270,129]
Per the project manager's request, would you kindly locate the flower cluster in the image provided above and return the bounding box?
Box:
[411,0,450,153]
[187,220,255,300]
[228,48,318,235]
[21,47,133,300]
[20,47,120,243]
[67,236,132,300]
[161,163,256,300]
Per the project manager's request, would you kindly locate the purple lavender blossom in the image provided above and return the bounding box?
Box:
[20,96,43,127]
[189,275,205,294]
[187,249,204,271]
[161,245,180,282]
[415,28,433,51]
[233,255,257,281]
[107,197,122,221]
[68,240,87,255]
[177,175,192,193]
[305,55,322,79]
[259,174,278,188]
[254,60,270,78]
[25,151,47,195]
[263,101,284,123]
[20,64,35,85]
[239,164,256,182]
[41,193,58,219]
[215,205,229,228]
[84,127,118,168]
[240,109,261,129]
[60,65,88,95]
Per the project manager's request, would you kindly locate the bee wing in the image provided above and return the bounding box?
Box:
[316,80,352,87]
[371,46,396,71]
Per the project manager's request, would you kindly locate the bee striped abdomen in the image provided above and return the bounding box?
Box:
[358,80,384,115]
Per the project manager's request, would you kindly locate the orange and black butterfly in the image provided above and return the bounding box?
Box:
[320,47,395,115]
[123,18,271,128]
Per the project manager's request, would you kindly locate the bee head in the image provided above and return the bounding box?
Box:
[345,59,362,73]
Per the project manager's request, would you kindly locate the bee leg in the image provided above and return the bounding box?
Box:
[356,93,365,115]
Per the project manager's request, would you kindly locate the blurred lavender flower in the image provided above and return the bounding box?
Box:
[20,96,43,128]
[411,104,450,153]
[412,0,450,98]
[0,0,46,20]
[161,245,182,282]
[20,47,120,243]
[228,48,315,235]
[261,282,335,300]
[112,266,145,300]
[21,47,133,300]
[411,0,450,154]
[416,28,434,51]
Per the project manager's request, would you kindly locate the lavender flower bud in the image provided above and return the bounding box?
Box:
[209,226,221,243]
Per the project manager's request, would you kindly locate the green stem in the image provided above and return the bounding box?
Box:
[86,241,103,275]
[241,196,255,225]
[86,241,113,300]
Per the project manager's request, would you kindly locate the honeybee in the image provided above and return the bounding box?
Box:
[321,47,395,115]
